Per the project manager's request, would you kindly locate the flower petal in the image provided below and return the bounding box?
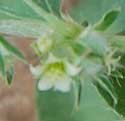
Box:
[38,79,53,91]
[54,78,72,92]
[66,62,80,76]
[30,65,41,77]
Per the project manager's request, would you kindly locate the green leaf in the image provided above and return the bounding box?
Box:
[36,87,75,121]
[95,8,121,31]
[70,0,125,34]
[109,35,125,52]
[6,67,14,86]
[95,77,117,105]
[79,29,109,56]
[23,0,68,36]
[111,55,125,116]
[0,19,49,38]
[0,0,41,20]
[0,36,26,62]
[71,79,124,121]
[0,52,5,75]
[32,0,61,16]
[36,80,124,121]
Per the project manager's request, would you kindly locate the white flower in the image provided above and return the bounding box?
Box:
[38,71,72,92]
[30,65,41,77]
[32,54,80,92]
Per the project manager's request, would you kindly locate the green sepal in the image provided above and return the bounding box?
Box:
[95,8,121,31]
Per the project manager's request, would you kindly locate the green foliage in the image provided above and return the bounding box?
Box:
[0,36,25,85]
[0,20,48,38]
[36,85,75,121]
[109,35,125,52]
[0,36,26,62]
[70,0,125,34]
[0,0,125,121]
[0,0,41,19]
[32,0,61,16]
[0,0,49,38]
[0,52,5,75]
[112,56,125,116]
[94,8,121,31]
[36,80,124,121]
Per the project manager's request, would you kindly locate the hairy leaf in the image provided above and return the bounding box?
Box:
[36,80,124,121]
[95,8,121,31]
[0,36,26,62]
[70,0,125,34]
[0,19,49,38]
[109,35,125,52]
[23,0,69,36]
[32,0,61,16]
[0,0,41,20]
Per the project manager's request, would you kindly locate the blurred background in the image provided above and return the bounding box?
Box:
[0,0,78,121]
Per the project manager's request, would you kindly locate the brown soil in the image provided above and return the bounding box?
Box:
[0,37,36,121]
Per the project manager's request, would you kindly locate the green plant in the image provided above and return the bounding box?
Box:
[0,0,125,121]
